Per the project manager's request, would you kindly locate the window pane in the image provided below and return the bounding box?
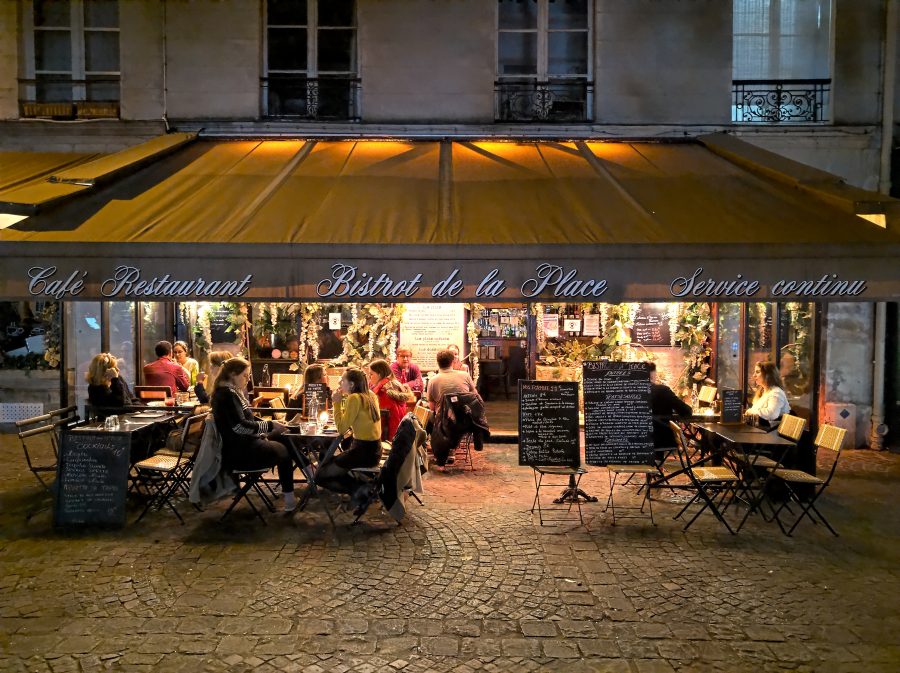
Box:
[85,31,119,72]
[140,303,168,375]
[65,301,101,415]
[34,0,71,27]
[318,0,354,27]
[746,302,775,404]
[499,0,537,30]
[267,74,308,116]
[716,303,742,392]
[549,0,588,30]
[86,75,119,101]
[778,302,815,415]
[108,302,136,389]
[268,27,307,70]
[84,0,118,28]
[548,31,587,75]
[318,29,355,72]
[268,0,307,25]
[35,30,72,71]
[498,31,537,76]
[36,74,72,102]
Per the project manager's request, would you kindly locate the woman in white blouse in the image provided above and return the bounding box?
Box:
[747,361,791,428]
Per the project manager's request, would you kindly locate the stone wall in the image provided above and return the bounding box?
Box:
[821,303,875,448]
[0,369,61,433]
[120,0,165,121]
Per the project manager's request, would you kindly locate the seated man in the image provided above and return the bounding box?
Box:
[391,346,424,396]
[649,363,692,449]
[142,340,190,394]
[427,349,479,413]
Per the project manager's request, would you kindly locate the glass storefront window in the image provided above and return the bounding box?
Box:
[65,301,101,414]
[140,302,169,372]
[745,302,775,403]
[778,302,815,416]
[716,303,742,392]
[108,301,136,388]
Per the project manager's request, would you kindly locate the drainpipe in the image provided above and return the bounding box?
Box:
[870,0,897,450]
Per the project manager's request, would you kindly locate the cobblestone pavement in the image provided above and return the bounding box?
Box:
[1,434,899,672]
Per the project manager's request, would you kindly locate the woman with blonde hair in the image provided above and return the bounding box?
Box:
[746,361,791,429]
[86,352,139,416]
[194,350,234,404]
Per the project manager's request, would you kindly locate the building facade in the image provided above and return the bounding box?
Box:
[0,0,898,446]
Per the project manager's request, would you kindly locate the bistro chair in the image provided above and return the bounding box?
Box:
[134,385,172,403]
[267,397,288,423]
[768,424,847,537]
[221,468,277,525]
[15,406,80,493]
[604,464,657,526]
[530,466,589,526]
[670,421,741,535]
[698,385,718,407]
[251,386,289,408]
[133,413,206,524]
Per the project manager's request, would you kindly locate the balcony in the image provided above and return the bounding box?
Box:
[495,79,593,123]
[262,75,361,121]
[732,79,830,124]
[19,76,120,120]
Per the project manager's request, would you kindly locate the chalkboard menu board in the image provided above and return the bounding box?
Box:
[631,304,671,347]
[720,388,743,424]
[209,304,234,345]
[304,382,330,415]
[54,430,130,527]
[583,361,653,466]
[518,381,580,467]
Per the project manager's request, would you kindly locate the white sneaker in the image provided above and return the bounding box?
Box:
[283,492,297,512]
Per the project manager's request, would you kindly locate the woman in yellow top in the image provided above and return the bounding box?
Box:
[315,367,382,496]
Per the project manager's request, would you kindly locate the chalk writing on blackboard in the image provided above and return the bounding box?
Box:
[518,381,580,467]
[583,361,653,466]
[55,431,130,527]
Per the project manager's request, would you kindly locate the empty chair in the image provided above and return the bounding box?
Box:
[15,406,79,493]
[134,385,172,403]
[769,424,847,536]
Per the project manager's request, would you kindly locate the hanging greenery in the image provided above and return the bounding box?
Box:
[334,303,405,367]
[464,302,485,385]
[298,303,322,364]
[188,302,247,354]
[252,302,299,346]
[672,302,714,398]
[537,302,643,369]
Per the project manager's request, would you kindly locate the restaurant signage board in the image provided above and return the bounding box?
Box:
[632,303,671,346]
[304,382,330,415]
[583,361,653,466]
[54,430,130,527]
[720,388,743,424]
[518,381,580,467]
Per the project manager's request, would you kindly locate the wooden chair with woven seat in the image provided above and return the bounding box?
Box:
[530,466,590,526]
[134,385,172,403]
[768,424,847,537]
[670,421,741,534]
[133,413,207,524]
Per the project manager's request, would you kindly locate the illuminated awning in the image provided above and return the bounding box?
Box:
[1,134,898,302]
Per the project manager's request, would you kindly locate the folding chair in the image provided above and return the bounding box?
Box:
[15,406,79,493]
[133,413,207,524]
[531,466,589,526]
[604,464,657,525]
[670,421,741,535]
[252,386,289,408]
[741,414,805,470]
[769,424,846,537]
[134,386,172,403]
[221,468,276,525]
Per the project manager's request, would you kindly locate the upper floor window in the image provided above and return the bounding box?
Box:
[496,0,592,122]
[732,0,832,123]
[21,0,120,119]
[263,0,359,120]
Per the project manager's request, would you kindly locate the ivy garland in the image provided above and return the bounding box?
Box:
[298,303,321,364]
[464,302,485,385]
[538,302,643,369]
[334,303,405,367]
[252,303,299,346]
[672,302,714,398]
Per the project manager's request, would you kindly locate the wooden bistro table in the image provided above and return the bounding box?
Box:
[55,411,178,527]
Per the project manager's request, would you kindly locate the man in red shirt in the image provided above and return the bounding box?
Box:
[142,340,189,395]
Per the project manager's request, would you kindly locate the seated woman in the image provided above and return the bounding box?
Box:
[211,358,297,512]
[316,368,382,496]
[368,358,414,440]
[288,363,332,420]
[86,353,140,417]
[746,361,791,429]
[194,350,234,405]
[447,343,470,375]
[173,340,200,386]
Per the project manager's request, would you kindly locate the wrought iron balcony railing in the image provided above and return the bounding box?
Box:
[262,75,361,121]
[732,79,830,124]
[495,78,593,123]
[18,76,120,119]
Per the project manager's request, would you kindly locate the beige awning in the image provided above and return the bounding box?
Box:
[1,134,898,301]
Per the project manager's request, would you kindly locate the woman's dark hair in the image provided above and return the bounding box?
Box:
[755,361,783,390]
[343,367,379,422]
[217,357,250,386]
[368,359,393,381]
[304,364,325,385]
